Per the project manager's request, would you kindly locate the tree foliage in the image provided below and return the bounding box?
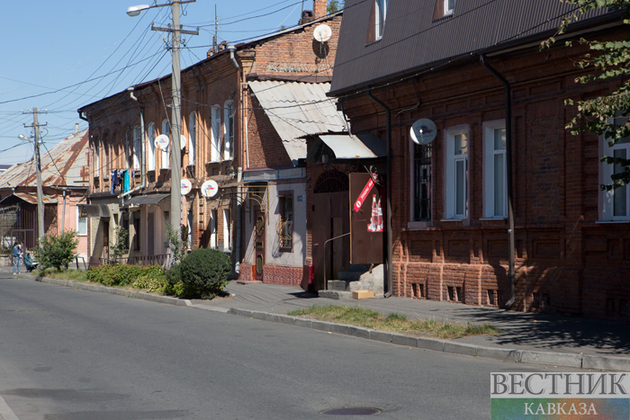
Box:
[327,0,344,14]
[545,0,630,190]
[111,226,128,260]
[35,230,79,271]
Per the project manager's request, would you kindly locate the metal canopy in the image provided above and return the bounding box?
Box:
[306,133,386,162]
[125,193,170,205]
[78,204,111,218]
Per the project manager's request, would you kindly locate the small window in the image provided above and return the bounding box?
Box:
[93,137,100,178]
[77,209,88,236]
[278,194,294,251]
[210,209,218,248]
[366,0,389,43]
[433,0,456,19]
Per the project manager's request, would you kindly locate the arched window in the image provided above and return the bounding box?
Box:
[147,122,156,171]
[189,112,196,165]
[211,105,221,162]
[161,119,170,169]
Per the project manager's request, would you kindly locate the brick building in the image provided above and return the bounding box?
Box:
[78,1,345,286]
[325,0,630,319]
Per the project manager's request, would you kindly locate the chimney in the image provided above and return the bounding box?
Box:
[75,123,79,134]
[313,0,327,19]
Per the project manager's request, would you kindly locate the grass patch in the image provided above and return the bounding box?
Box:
[35,268,89,283]
[287,305,501,339]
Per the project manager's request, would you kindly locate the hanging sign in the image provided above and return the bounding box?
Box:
[155,134,170,151]
[353,173,378,212]
[181,178,192,195]
[201,180,219,198]
[179,134,187,150]
[410,118,437,145]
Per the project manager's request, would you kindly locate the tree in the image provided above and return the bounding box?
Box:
[328,0,344,14]
[545,0,630,191]
[166,224,185,267]
[36,230,79,271]
[111,226,128,261]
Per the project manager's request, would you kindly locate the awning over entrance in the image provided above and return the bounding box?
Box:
[306,133,386,162]
[78,204,110,218]
[125,193,170,205]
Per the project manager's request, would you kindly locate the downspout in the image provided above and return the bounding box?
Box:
[120,87,146,200]
[367,91,393,298]
[229,45,243,274]
[62,188,67,232]
[479,54,516,310]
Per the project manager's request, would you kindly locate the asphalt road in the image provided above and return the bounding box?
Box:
[0,274,566,420]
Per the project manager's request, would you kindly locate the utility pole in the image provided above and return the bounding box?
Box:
[23,107,47,247]
[147,1,198,247]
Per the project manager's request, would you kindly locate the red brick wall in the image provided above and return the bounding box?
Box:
[334,27,630,320]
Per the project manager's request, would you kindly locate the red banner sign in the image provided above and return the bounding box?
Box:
[353,175,376,212]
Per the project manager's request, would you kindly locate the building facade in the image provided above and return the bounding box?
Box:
[327,0,629,319]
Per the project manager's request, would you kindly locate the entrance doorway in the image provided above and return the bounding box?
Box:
[312,171,350,291]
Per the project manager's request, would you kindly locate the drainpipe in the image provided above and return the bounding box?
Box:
[480,54,516,310]
[229,45,243,274]
[367,91,393,297]
[62,188,67,232]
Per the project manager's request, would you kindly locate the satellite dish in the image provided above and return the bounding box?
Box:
[155,134,170,151]
[181,178,192,195]
[179,134,187,150]
[410,119,437,145]
[313,24,332,43]
[201,180,219,198]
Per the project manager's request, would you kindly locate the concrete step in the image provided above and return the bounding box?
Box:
[327,280,351,291]
[318,290,353,300]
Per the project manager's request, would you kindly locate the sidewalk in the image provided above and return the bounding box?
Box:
[6,267,630,371]
[190,281,630,371]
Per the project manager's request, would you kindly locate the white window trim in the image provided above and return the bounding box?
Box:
[224,100,234,161]
[601,132,630,221]
[133,125,142,170]
[375,0,388,40]
[161,119,170,169]
[444,125,470,220]
[444,0,455,16]
[483,120,507,219]
[210,209,218,249]
[223,209,231,251]
[188,112,196,166]
[211,105,221,163]
[147,122,156,171]
[77,208,88,236]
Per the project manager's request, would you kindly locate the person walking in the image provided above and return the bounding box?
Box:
[12,242,22,275]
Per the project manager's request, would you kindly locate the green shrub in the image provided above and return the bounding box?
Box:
[35,230,79,271]
[179,248,232,298]
[87,264,166,290]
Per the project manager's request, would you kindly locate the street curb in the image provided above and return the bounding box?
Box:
[18,273,630,372]
[225,309,630,371]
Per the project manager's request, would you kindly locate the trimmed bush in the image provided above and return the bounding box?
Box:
[87,264,170,293]
[179,248,232,298]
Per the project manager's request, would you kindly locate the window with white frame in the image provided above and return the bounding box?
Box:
[147,122,156,171]
[278,194,293,250]
[133,126,141,170]
[210,209,218,248]
[125,129,132,169]
[77,208,88,236]
[483,121,507,218]
[444,0,455,15]
[445,127,469,219]
[375,0,389,40]
[161,119,170,169]
[223,209,231,251]
[188,112,196,165]
[224,101,234,160]
[211,105,221,162]
[94,137,100,178]
[602,118,630,221]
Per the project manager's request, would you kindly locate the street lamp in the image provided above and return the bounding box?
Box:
[18,133,45,247]
[127,1,197,260]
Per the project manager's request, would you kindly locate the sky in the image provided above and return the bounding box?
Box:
[0,0,317,166]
